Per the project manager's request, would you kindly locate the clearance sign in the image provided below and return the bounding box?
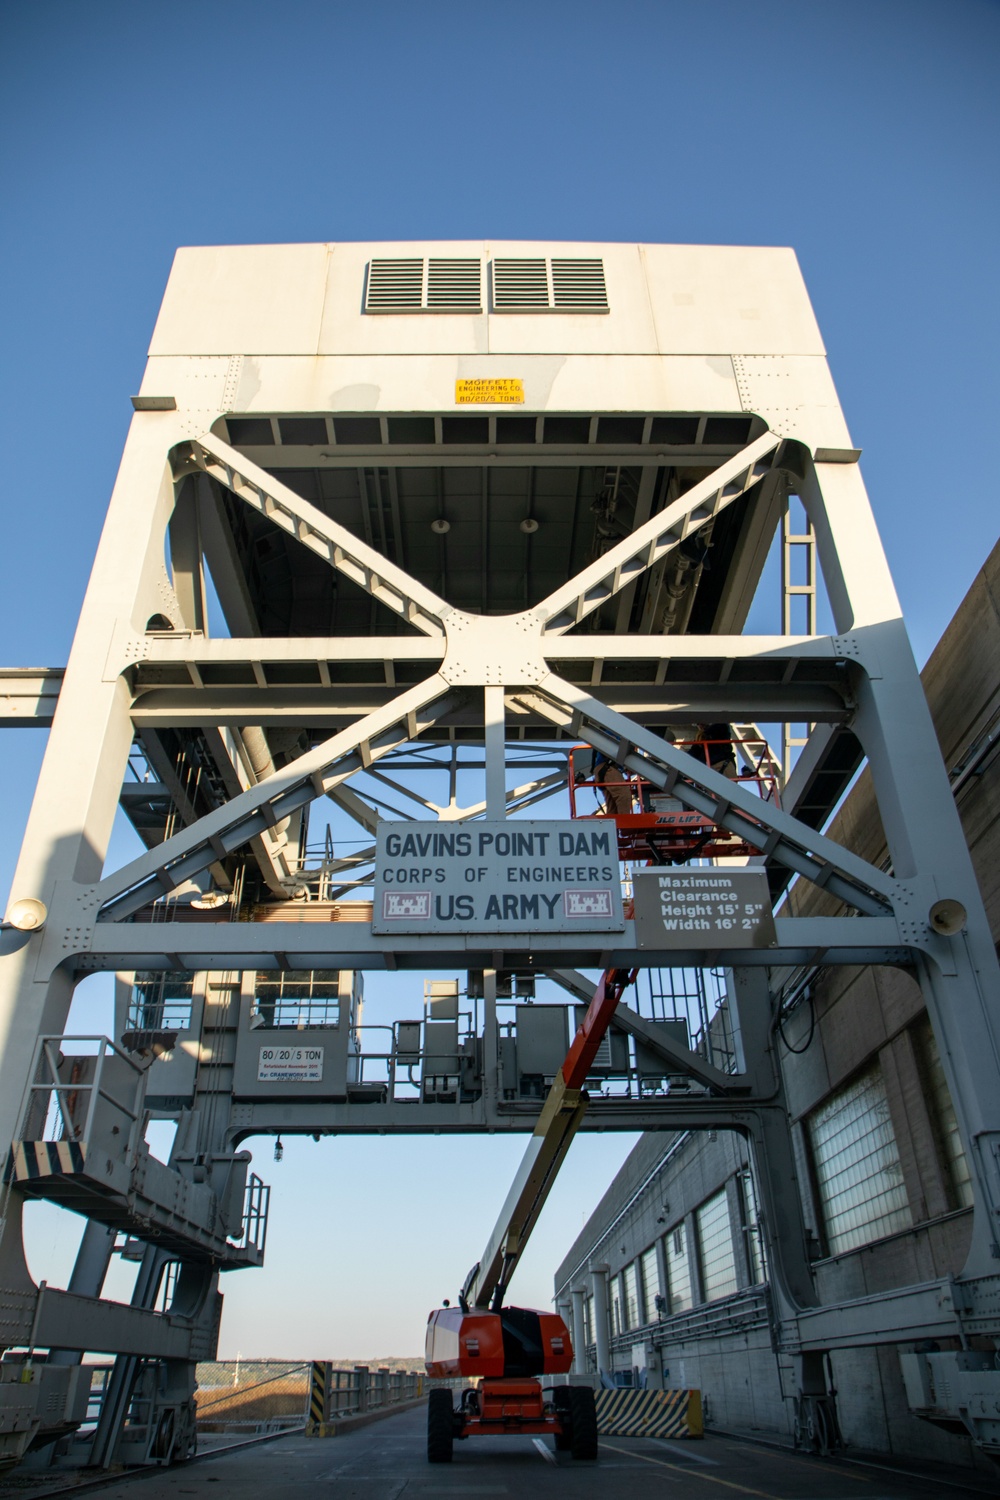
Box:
[372,820,624,934]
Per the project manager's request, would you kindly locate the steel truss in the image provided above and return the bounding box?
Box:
[1,252,999,1468]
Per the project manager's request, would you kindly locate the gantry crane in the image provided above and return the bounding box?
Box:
[424,968,635,1462]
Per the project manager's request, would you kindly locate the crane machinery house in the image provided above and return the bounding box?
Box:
[0,241,998,1475]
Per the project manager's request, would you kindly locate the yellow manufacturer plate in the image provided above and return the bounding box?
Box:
[455,378,524,405]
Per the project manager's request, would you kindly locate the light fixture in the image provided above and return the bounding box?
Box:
[3,897,48,932]
[929,898,967,935]
[191,890,229,910]
[519,517,539,534]
[274,1137,284,1162]
[431,518,451,534]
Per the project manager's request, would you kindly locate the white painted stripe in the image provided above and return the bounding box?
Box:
[650,1438,718,1465]
[532,1437,557,1465]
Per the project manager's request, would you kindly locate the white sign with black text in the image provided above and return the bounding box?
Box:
[372,820,625,934]
[257,1045,324,1082]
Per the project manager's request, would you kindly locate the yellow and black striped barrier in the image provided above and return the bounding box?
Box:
[308,1361,329,1431]
[596,1387,703,1438]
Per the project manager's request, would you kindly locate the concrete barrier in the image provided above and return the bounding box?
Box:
[596,1388,703,1438]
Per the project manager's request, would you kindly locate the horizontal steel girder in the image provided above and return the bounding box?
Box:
[53,915,907,973]
[0,668,64,727]
[30,1286,199,1359]
[127,683,847,727]
[787,1279,967,1351]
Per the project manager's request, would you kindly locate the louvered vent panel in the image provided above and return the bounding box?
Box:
[366,259,424,312]
[493,258,550,308]
[491,257,608,312]
[551,258,608,310]
[426,258,482,309]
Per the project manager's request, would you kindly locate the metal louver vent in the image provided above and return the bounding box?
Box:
[366,259,423,311]
[551,257,608,309]
[492,257,609,313]
[426,258,481,309]
[492,258,550,308]
[365,258,482,313]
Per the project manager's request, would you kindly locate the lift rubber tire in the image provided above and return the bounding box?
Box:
[427,1389,455,1463]
[568,1385,598,1461]
[552,1387,572,1451]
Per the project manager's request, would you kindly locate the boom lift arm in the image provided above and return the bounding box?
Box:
[459,966,636,1314]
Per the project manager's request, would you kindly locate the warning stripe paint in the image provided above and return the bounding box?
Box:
[596,1387,703,1438]
[4,1140,87,1182]
[309,1361,328,1427]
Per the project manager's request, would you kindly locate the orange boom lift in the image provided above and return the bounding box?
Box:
[424,967,635,1462]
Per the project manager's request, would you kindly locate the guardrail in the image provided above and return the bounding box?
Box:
[194,1361,445,1435]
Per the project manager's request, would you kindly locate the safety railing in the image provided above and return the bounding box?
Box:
[18,1035,147,1154]
[193,1362,431,1434]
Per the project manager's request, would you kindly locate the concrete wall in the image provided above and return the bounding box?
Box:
[555,537,1000,1466]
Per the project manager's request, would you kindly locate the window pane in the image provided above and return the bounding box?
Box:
[128,971,193,1031]
[253,969,340,1029]
[696,1188,739,1302]
[622,1263,639,1329]
[808,1067,911,1254]
[665,1223,692,1312]
[611,1277,623,1334]
[916,1017,974,1210]
[640,1247,660,1318]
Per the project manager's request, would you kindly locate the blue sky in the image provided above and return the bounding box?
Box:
[1,0,998,1358]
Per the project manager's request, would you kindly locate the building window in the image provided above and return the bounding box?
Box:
[640,1246,660,1320]
[127,971,194,1033]
[808,1066,912,1255]
[611,1277,623,1335]
[665,1224,692,1313]
[252,970,341,1029]
[622,1263,639,1330]
[584,1295,594,1349]
[696,1188,739,1302]
[915,1016,974,1210]
[739,1169,767,1285]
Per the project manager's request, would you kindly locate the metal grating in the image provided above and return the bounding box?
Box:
[365,258,482,313]
[492,256,608,312]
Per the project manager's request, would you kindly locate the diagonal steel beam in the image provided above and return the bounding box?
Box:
[94,675,456,920]
[534,433,782,635]
[520,671,897,916]
[187,434,453,638]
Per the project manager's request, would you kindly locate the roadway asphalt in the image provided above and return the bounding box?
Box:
[70,1405,995,1500]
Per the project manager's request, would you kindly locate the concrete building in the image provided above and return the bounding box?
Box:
[556,536,1000,1467]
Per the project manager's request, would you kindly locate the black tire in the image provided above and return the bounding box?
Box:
[427,1389,455,1464]
[568,1385,598,1461]
[552,1387,572,1451]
